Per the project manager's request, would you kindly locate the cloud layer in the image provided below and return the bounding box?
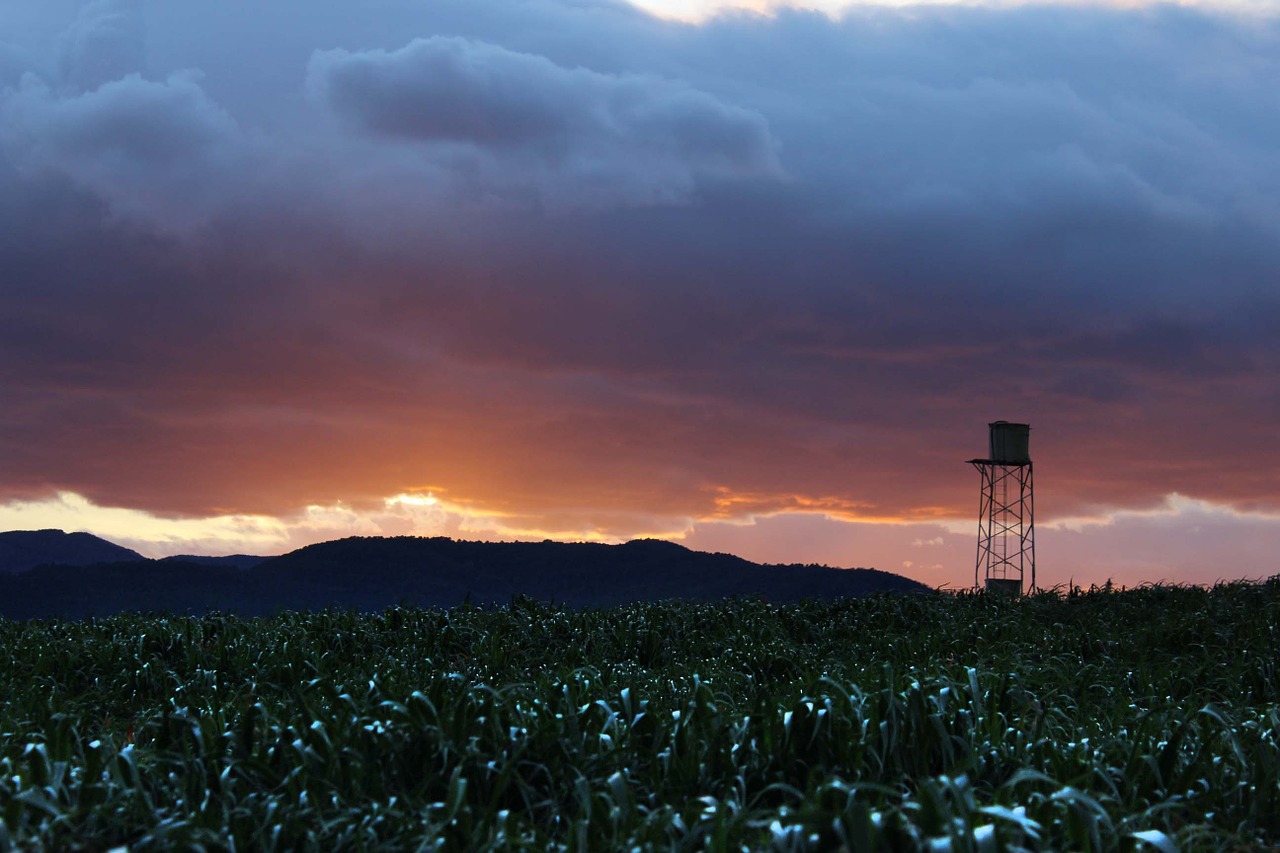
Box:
[2,0,1279,583]
[308,36,778,207]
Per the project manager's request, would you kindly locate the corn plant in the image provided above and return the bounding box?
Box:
[1,580,1277,850]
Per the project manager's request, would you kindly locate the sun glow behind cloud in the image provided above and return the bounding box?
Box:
[3,491,1278,589]
[0,492,292,557]
[0,491,688,560]
[2,0,1279,592]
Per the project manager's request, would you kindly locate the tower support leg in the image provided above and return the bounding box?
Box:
[971,461,1034,594]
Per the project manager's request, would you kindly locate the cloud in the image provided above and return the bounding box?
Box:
[0,489,684,559]
[685,496,1280,589]
[1,70,245,227]
[0,491,293,557]
[1042,496,1280,587]
[0,41,34,89]
[307,35,780,207]
[7,488,1276,591]
[633,0,1280,21]
[57,0,145,91]
[0,0,1278,586]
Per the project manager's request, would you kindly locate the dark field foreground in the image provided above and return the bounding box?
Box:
[1,582,1278,851]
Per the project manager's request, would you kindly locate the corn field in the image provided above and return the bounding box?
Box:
[1,581,1278,851]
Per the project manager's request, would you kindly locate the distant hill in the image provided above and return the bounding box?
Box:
[159,554,266,570]
[0,535,931,619]
[252,537,931,611]
[0,529,142,575]
[0,559,247,620]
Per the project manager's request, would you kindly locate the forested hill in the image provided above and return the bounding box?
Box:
[0,535,931,619]
[0,529,142,575]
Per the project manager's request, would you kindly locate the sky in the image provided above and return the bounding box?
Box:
[1,0,1278,589]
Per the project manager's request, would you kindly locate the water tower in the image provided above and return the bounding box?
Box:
[968,421,1035,594]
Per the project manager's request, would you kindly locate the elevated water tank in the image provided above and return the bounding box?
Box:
[986,578,1023,596]
[988,421,1031,464]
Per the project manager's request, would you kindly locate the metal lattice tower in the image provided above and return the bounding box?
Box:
[968,422,1035,595]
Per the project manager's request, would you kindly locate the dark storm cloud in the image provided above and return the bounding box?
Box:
[308,36,780,207]
[1,70,244,227]
[5,73,236,163]
[1,0,1279,530]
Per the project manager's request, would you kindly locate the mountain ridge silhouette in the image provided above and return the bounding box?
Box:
[0,531,931,619]
[0,529,143,575]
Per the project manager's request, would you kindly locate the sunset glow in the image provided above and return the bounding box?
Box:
[3,487,1278,590]
[2,0,1278,589]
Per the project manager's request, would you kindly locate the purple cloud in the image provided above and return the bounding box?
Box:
[1,70,243,227]
[0,0,1277,572]
[307,36,780,207]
